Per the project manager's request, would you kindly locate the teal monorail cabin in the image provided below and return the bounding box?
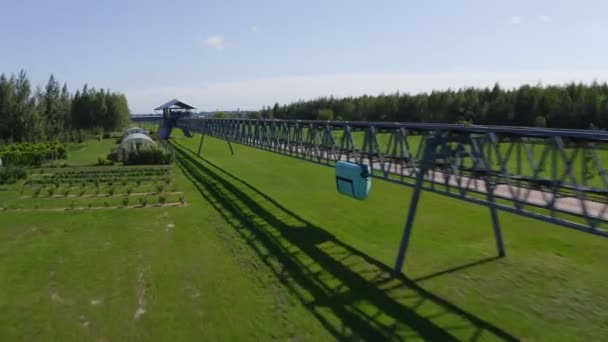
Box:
[335,161,371,200]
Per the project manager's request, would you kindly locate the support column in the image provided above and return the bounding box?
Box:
[393,136,437,276]
[197,133,205,157]
[486,182,506,257]
[227,139,234,155]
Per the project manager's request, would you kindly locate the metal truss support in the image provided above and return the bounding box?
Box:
[166,118,608,236]
[129,116,608,271]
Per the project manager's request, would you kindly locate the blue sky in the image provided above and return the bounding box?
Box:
[1,0,608,113]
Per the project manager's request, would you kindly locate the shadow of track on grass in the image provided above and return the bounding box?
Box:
[172,140,519,341]
[412,257,502,283]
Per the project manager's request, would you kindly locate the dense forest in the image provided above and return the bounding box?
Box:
[0,70,130,143]
[258,82,608,129]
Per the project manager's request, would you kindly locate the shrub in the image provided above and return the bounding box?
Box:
[47,187,55,197]
[108,186,116,196]
[63,189,70,197]
[158,194,166,205]
[179,195,184,204]
[104,201,109,207]
[0,142,67,166]
[155,183,165,193]
[70,201,76,209]
[139,196,147,207]
[126,187,133,195]
[124,144,173,165]
[97,155,114,166]
[0,165,27,185]
[79,189,86,197]
[33,188,42,198]
[122,197,129,207]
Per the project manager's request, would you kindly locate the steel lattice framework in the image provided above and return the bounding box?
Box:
[136,115,608,274]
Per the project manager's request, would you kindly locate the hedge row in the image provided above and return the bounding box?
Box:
[0,143,67,166]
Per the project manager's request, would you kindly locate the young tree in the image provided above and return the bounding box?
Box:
[59,83,71,130]
[247,111,262,119]
[0,73,15,142]
[43,74,62,138]
[317,108,334,120]
[12,70,36,142]
[534,116,547,128]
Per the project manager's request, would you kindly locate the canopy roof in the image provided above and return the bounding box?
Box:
[125,127,146,134]
[121,133,154,150]
[154,99,196,111]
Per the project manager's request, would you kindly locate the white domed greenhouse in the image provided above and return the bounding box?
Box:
[119,133,155,161]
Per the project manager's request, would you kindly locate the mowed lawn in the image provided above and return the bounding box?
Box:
[1,133,607,341]
[67,138,119,166]
[0,139,333,341]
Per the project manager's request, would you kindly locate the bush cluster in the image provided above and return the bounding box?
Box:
[96,155,115,166]
[0,165,27,184]
[0,143,67,166]
[124,145,173,165]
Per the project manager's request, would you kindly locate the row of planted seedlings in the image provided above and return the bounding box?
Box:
[43,166,171,179]
[22,167,175,197]
[7,170,184,210]
[21,176,177,198]
[2,191,186,210]
[30,167,171,183]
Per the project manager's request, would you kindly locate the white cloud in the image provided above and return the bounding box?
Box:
[509,15,522,25]
[203,35,224,50]
[125,69,608,113]
[539,15,550,23]
[250,25,259,33]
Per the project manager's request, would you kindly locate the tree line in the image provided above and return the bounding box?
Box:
[258,82,608,129]
[0,69,130,143]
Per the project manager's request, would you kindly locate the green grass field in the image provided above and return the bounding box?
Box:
[66,138,120,166]
[0,133,607,341]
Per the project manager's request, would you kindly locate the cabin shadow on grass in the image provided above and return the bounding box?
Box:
[172,141,518,341]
